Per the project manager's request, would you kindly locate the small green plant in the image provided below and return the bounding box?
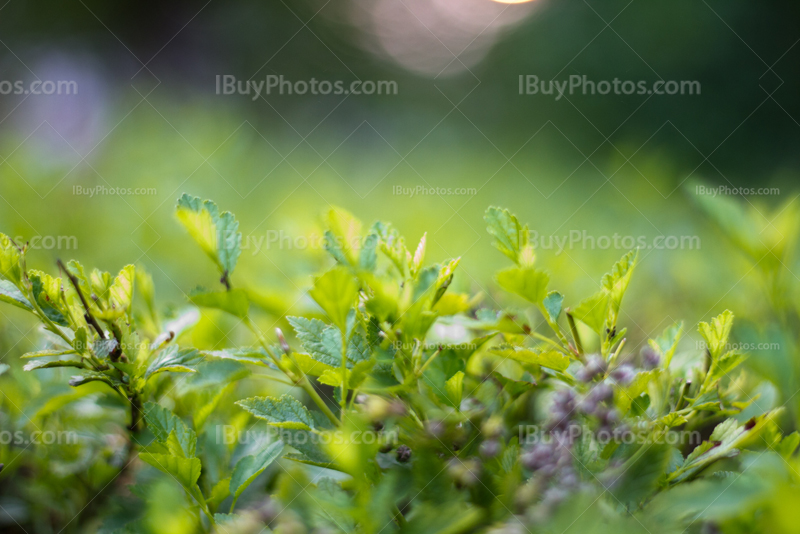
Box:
[0,195,797,534]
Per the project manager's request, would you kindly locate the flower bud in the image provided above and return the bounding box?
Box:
[641,346,660,370]
[276,328,291,355]
[480,439,501,459]
[576,355,607,382]
[396,444,412,463]
[610,364,636,386]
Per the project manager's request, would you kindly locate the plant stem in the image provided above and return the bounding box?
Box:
[340,328,348,420]
[245,318,340,427]
[416,346,442,377]
[566,311,584,359]
[57,259,106,339]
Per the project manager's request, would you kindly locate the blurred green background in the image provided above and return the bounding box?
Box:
[0,0,798,392]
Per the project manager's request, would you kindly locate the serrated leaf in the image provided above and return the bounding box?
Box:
[230,440,284,505]
[23,358,84,371]
[29,271,68,326]
[144,401,197,457]
[698,310,734,360]
[93,338,119,359]
[189,288,249,319]
[207,478,231,508]
[702,350,745,391]
[21,348,77,359]
[0,233,22,285]
[0,279,33,311]
[237,394,315,430]
[649,321,683,368]
[496,266,549,304]
[491,346,570,371]
[309,267,359,332]
[96,265,135,320]
[359,232,378,272]
[543,291,564,323]
[202,348,272,367]
[325,207,362,266]
[139,453,202,498]
[287,316,369,368]
[601,250,638,330]
[611,442,670,505]
[146,346,202,379]
[484,207,531,266]
[672,412,780,483]
[68,370,125,389]
[570,291,609,334]
[661,413,688,428]
[176,194,242,278]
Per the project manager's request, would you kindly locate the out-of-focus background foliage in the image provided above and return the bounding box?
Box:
[1,0,799,531]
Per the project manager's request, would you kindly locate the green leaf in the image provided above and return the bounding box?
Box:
[237,394,315,430]
[0,279,33,311]
[138,453,202,498]
[20,348,77,359]
[611,442,670,506]
[570,291,608,334]
[202,348,272,367]
[702,351,745,391]
[601,250,638,330]
[189,288,249,319]
[29,271,68,326]
[359,232,378,272]
[229,441,284,505]
[699,310,734,359]
[325,207,363,266]
[371,221,409,276]
[287,316,369,368]
[93,338,119,359]
[68,370,125,389]
[649,321,683,368]
[0,233,22,285]
[309,267,359,332]
[484,207,532,266]
[445,371,465,409]
[661,413,688,428]
[96,265,135,320]
[176,194,242,278]
[143,402,198,457]
[23,358,84,371]
[491,346,570,371]
[206,478,231,508]
[542,291,564,323]
[146,346,202,379]
[293,352,337,377]
[673,412,780,483]
[496,267,549,304]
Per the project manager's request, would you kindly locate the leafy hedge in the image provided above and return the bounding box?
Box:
[0,195,797,534]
